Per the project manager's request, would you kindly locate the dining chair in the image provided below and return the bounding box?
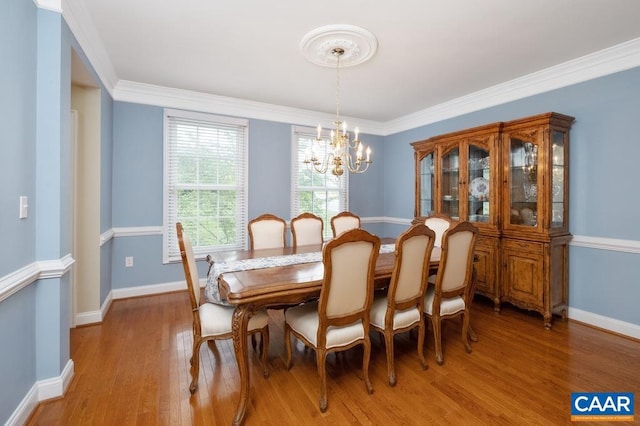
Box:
[248,213,287,250]
[423,220,478,365]
[290,212,324,248]
[369,223,435,386]
[424,214,452,248]
[330,211,361,237]
[284,228,381,412]
[176,222,270,393]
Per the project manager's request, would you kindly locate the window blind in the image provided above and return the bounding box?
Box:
[164,109,248,263]
[291,125,348,239]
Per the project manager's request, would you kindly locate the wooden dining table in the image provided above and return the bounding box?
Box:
[210,238,445,425]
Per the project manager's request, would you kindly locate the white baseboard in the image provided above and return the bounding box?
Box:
[111,280,189,300]
[74,280,188,325]
[74,288,113,326]
[105,277,639,341]
[568,307,640,340]
[6,359,74,426]
[75,309,102,326]
[5,385,37,426]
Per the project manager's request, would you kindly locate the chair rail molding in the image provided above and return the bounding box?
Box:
[570,234,640,254]
[101,226,164,246]
[0,254,75,303]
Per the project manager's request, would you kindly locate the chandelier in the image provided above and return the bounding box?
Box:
[303,47,372,177]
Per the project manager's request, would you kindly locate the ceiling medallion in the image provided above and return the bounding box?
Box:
[300,24,378,68]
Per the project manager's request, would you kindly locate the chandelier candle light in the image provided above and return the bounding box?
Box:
[300,25,377,177]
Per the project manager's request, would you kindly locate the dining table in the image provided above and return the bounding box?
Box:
[205,238,451,425]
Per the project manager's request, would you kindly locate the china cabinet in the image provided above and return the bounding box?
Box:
[412,112,574,328]
[412,122,502,309]
[500,113,573,328]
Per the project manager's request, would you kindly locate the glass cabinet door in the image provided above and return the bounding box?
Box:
[551,130,565,228]
[419,152,435,216]
[441,147,460,220]
[467,145,490,224]
[508,137,539,227]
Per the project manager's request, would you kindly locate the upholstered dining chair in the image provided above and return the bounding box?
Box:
[284,228,381,412]
[248,213,286,250]
[330,211,361,237]
[176,222,270,393]
[369,224,435,386]
[424,214,452,248]
[290,212,324,248]
[423,221,478,365]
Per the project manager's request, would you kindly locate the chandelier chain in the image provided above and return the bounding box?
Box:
[335,49,340,121]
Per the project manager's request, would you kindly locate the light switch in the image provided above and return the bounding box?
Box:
[19,196,28,219]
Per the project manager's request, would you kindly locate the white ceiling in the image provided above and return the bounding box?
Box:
[76,0,640,123]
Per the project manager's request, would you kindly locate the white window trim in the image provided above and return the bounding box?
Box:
[291,125,349,238]
[163,108,248,263]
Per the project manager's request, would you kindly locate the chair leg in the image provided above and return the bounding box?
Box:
[190,338,205,394]
[417,322,427,370]
[468,324,479,342]
[260,327,270,377]
[362,335,373,395]
[431,315,444,365]
[284,324,293,370]
[462,311,472,354]
[383,331,396,387]
[190,325,197,365]
[317,348,328,412]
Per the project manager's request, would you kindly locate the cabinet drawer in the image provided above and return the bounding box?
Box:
[503,239,543,254]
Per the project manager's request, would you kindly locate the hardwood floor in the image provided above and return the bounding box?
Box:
[27,291,639,425]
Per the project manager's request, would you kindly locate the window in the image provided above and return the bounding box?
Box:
[291,126,348,238]
[163,109,248,263]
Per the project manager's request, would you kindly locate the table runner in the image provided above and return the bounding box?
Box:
[205,243,396,305]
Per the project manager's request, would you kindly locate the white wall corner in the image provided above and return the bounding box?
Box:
[37,254,75,279]
[34,0,62,13]
[100,228,115,246]
[38,359,75,401]
[74,309,103,326]
[74,290,112,326]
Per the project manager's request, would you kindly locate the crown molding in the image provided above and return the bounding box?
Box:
[111,37,640,136]
[112,80,386,136]
[54,0,640,136]
[61,0,118,95]
[384,37,640,135]
[34,0,61,13]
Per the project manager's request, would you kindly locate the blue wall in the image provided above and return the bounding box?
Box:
[0,0,39,421]
[1,0,37,277]
[0,3,114,423]
[382,67,640,325]
[109,69,640,327]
